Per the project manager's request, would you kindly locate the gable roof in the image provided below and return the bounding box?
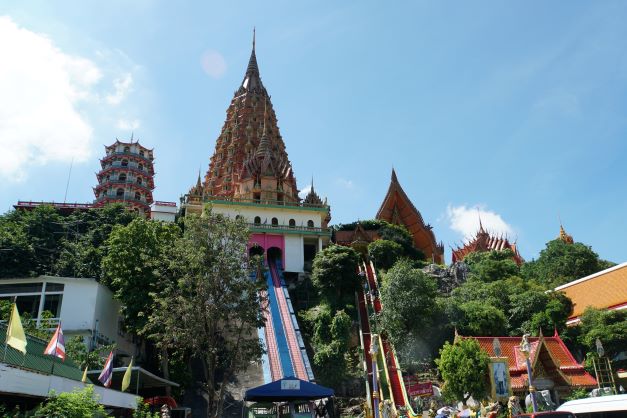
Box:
[555,262,627,323]
[471,334,597,390]
[376,169,443,263]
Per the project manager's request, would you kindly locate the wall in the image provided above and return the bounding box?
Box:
[284,235,304,273]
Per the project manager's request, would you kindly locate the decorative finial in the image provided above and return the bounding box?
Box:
[130,131,134,142]
[478,210,485,233]
[252,27,256,52]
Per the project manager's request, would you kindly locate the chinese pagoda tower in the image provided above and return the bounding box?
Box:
[183,33,331,273]
[93,139,155,215]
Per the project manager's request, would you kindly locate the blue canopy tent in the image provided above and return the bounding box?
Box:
[244,377,334,402]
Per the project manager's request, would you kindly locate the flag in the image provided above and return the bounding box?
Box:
[44,323,66,361]
[98,351,114,387]
[81,366,88,383]
[121,357,134,392]
[6,304,27,354]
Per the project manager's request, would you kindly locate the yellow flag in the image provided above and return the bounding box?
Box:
[81,366,88,383]
[121,357,134,392]
[6,304,27,354]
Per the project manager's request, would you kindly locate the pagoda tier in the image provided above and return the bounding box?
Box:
[376,169,444,264]
[451,222,523,265]
[93,139,155,215]
[194,34,299,204]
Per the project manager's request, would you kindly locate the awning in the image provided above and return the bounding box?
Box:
[86,367,179,394]
[244,378,334,402]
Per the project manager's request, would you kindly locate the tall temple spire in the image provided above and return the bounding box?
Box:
[241,28,263,93]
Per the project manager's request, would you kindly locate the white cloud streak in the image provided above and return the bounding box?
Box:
[116,118,141,131]
[446,204,515,240]
[0,16,100,181]
[106,73,133,105]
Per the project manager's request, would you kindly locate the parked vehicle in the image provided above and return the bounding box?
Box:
[556,394,627,418]
[514,411,577,418]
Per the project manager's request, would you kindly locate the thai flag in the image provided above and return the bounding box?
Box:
[98,351,114,387]
[44,323,66,361]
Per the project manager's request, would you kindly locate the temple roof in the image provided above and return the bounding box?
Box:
[198,32,298,200]
[376,169,444,263]
[451,222,523,265]
[303,179,323,206]
[470,333,597,390]
[555,262,627,324]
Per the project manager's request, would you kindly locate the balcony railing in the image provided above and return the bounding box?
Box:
[98,164,155,178]
[95,194,152,205]
[248,222,331,235]
[102,151,153,164]
[185,195,328,210]
[94,179,154,193]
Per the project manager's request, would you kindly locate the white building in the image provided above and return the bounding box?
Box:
[150,201,178,222]
[0,276,134,355]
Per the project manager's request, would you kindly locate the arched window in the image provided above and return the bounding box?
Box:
[289,219,296,228]
[138,163,144,171]
[307,220,314,228]
[135,192,141,201]
[124,146,130,153]
[139,150,145,157]
[136,177,142,185]
[119,173,127,182]
[116,188,124,197]
[235,215,244,221]
[271,217,278,227]
[254,216,261,225]
[121,159,128,167]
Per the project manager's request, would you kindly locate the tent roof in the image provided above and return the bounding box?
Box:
[244,378,334,401]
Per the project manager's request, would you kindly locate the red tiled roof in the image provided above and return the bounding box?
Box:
[470,334,597,389]
[452,226,523,265]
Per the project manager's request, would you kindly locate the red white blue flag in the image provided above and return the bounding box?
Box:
[44,323,66,361]
[98,351,114,387]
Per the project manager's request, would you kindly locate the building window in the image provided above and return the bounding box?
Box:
[138,163,144,171]
[271,217,278,227]
[124,146,130,153]
[253,192,261,203]
[235,215,244,221]
[121,159,128,167]
[289,219,295,228]
[307,220,314,228]
[277,193,284,204]
[139,150,145,157]
[116,188,124,197]
[254,216,261,225]
[135,192,141,201]
[137,177,142,185]
[119,173,127,182]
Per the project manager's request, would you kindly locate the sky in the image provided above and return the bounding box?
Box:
[1,1,626,263]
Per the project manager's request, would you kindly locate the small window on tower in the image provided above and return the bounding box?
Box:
[124,146,130,153]
[138,163,144,171]
[271,218,278,227]
[253,192,261,203]
[121,159,128,167]
[307,220,314,228]
[119,173,127,182]
[254,216,261,225]
[137,177,142,185]
[139,150,145,157]
[135,192,141,201]
[116,188,124,197]
[289,219,295,228]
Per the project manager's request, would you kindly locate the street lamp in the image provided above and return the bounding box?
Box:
[520,334,538,413]
[370,334,380,418]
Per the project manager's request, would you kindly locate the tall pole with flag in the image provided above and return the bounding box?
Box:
[4,300,27,360]
[44,322,66,375]
[121,357,134,392]
[98,351,114,388]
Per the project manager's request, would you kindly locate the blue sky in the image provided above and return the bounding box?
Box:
[1,1,626,263]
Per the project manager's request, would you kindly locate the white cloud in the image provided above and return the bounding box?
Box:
[201,50,227,79]
[0,16,100,181]
[335,178,354,190]
[298,184,312,199]
[106,73,133,105]
[116,118,141,131]
[446,204,515,240]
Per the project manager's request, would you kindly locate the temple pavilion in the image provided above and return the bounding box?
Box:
[451,221,523,265]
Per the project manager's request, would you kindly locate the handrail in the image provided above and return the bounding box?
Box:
[196,195,329,210]
[248,223,330,234]
[101,151,153,164]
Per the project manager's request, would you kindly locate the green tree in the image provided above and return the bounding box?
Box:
[368,239,404,271]
[311,244,360,307]
[54,204,136,279]
[521,239,614,288]
[102,217,180,334]
[378,222,425,261]
[577,308,627,363]
[447,301,508,336]
[144,209,264,418]
[64,336,116,369]
[379,260,438,350]
[436,338,490,405]
[464,249,519,283]
[35,386,106,417]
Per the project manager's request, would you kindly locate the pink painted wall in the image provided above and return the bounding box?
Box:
[249,233,285,267]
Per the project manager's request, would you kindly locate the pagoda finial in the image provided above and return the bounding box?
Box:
[558,217,574,244]
[311,175,315,191]
[391,167,398,183]
[478,210,485,234]
[252,27,256,53]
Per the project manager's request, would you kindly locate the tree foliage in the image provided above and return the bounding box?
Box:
[463,249,519,283]
[102,217,181,334]
[311,244,360,308]
[521,239,614,288]
[436,338,490,404]
[34,386,106,417]
[577,307,627,363]
[379,260,438,350]
[368,239,404,270]
[144,209,263,418]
